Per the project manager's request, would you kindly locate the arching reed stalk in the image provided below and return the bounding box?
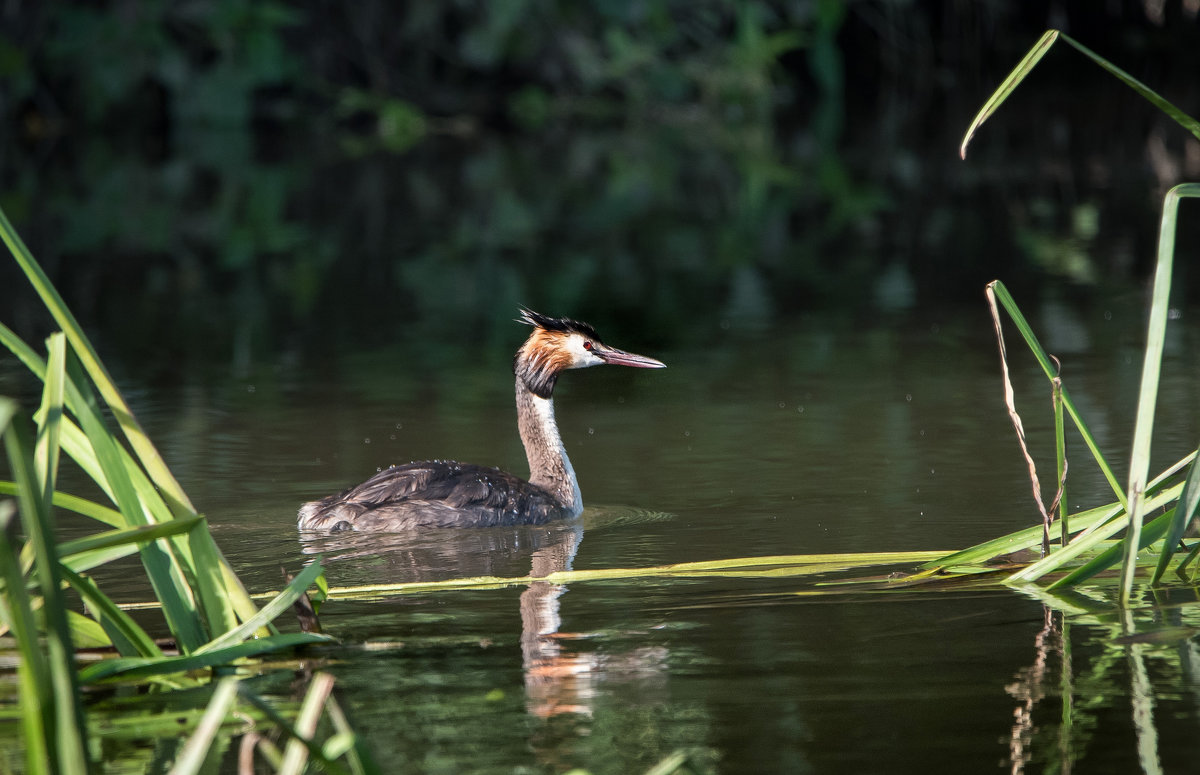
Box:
[958,29,1200,604]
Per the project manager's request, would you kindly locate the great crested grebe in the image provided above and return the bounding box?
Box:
[297,309,665,532]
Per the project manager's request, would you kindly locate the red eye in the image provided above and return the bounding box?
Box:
[583,341,593,350]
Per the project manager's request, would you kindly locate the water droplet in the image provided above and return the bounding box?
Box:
[778,402,786,409]
[364,438,371,444]
[395,422,403,430]
[247,384,256,393]
[683,430,691,437]
[1104,310,1112,321]
[905,394,912,402]
[796,406,804,413]
[389,434,396,440]
[919,429,925,437]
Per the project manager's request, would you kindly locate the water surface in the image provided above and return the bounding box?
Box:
[56,299,1200,773]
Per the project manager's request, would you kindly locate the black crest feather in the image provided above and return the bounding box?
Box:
[517,308,600,342]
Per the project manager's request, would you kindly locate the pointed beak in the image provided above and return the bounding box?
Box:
[595,345,666,369]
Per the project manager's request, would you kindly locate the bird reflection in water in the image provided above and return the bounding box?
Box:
[298,507,673,722]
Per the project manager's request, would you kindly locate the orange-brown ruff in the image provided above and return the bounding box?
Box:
[297,309,665,532]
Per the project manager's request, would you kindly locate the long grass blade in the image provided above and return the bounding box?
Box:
[1058,34,1200,143]
[195,559,326,654]
[961,30,1200,159]
[1118,184,1200,606]
[167,678,240,775]
[917,502,1120,574]
[4,412,90,774]
[59,566,164,658]
[1052,510,1174,590]
[960,29,1059,158]
[989,281,1125,506]
[1008,483,1181,583]
[279,672,336,775]
[61,356,206,651]
[0,496,53,775]
[0,483,124,525]
[308,551,948,602]
[0,204,196,516]
[34,334,66,503]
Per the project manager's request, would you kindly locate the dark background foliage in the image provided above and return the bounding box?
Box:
[2,1,1199,372]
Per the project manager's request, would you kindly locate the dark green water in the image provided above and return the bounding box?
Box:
[27,299,1200,774]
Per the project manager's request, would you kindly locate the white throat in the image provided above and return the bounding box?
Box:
[516,380,583,515]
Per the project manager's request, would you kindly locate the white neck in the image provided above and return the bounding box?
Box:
[515,377,583,515]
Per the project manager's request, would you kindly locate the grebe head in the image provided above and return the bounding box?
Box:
[514,308,665,398]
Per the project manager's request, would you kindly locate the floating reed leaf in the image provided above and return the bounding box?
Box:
[304,551,949,603]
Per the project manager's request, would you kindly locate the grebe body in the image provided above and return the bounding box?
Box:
[298,309,664,532]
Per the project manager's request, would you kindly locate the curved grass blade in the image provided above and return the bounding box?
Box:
[960,29,1059,159]
[961,30,1200,159]
[195,559,326,654]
